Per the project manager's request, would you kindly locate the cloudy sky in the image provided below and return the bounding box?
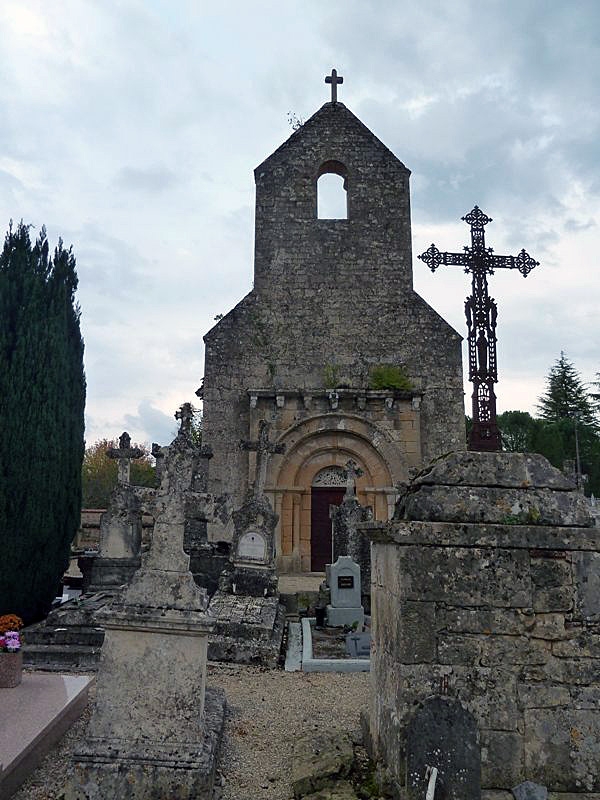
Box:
[1,1,598,447]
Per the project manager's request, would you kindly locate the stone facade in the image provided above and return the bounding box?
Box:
[202,100,465,572]
[366,452,600,798]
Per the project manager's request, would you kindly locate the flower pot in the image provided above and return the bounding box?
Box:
[0,650,23,688]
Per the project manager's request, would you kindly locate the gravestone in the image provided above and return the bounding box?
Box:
[406,697,480,800]
[331,460,374,609]
[345,631,371,658]
[65,417,225,799]
[87,432,145,591]
[326,555,364,628]
[226,420,282,596]
[207,420,286,665]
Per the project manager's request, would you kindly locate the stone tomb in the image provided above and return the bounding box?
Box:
[366,451,600,798]
[326,555,364,628]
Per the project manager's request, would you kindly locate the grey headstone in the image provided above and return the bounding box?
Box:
[406,696,480,800]
[329,555,361,608]
[511,781,548,800]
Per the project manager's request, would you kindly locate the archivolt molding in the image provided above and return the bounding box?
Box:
[269,413,402,489]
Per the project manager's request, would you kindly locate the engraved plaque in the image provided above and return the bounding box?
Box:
[237,530,267,562]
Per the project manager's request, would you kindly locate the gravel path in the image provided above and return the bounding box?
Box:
[12,664,370,800]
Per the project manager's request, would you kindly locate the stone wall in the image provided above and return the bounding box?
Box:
[366,453,600,797]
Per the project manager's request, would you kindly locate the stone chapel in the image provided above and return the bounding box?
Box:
[201,86,465,573]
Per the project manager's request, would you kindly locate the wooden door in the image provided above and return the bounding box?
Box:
[310,487,344,571]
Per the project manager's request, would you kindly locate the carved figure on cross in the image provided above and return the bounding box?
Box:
[343,459,363,500]
[325,69,343,103]
[107,432,144,485]
[418,206,539,452]
[240,420,285,499]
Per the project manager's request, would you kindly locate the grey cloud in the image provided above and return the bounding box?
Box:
[113,165,179,193]
[123,400,175,446]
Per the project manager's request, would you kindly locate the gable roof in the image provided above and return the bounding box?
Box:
[254,102,409,177]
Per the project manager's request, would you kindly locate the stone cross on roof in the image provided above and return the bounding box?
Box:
[343,459,363,500]
[175,402,195,438]
[325,68,343,103]
[240,420,285,499]
[107,432,144,485]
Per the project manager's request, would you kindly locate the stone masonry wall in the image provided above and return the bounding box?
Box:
[202,102,465,515]
[368,521,600,797]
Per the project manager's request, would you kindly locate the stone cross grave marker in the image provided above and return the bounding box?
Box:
[326,555,364,628]
[325,68,343,103]
[107,431,144,485]
[406,696,480,800]
[175,401,195,438]
[343,458,363,500]
[240,419,285,499]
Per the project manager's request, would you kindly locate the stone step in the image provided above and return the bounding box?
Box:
[22,643,101,671]
[24,625,105,647]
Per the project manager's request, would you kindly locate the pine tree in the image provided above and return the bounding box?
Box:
[536,352,597,427]
[591,372,600,420]
[0,222,85,624]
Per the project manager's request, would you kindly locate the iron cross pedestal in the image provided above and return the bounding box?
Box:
[418,206,539,452]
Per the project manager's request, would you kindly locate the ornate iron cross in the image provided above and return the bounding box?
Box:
[325,69,343,103]
[418,206,539,452]
[240,420,285,498]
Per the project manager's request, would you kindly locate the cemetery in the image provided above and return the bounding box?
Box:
[2,70,599,800]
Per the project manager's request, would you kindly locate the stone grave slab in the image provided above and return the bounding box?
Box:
[0,673,92,798]
[406,696,480,800]
[207,592,285,667]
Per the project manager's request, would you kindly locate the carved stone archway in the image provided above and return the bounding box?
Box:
[266,415,401,572]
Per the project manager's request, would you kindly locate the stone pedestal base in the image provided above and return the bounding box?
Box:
[66,687,225,800]
[229,564,278,597]
[326,605,364,628]
[208,592,285,666]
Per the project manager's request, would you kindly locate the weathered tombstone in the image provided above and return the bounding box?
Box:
[207,420,286,665]
[86,432,145,591]
[65,415,225,799]
[406,697,480,800]
[326,555,364,628]
[226,419,284,596]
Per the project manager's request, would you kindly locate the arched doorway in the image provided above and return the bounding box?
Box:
[310,466,346,571]
[267,414,403,572]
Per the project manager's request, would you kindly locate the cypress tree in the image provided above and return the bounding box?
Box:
[0,222,85,624]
